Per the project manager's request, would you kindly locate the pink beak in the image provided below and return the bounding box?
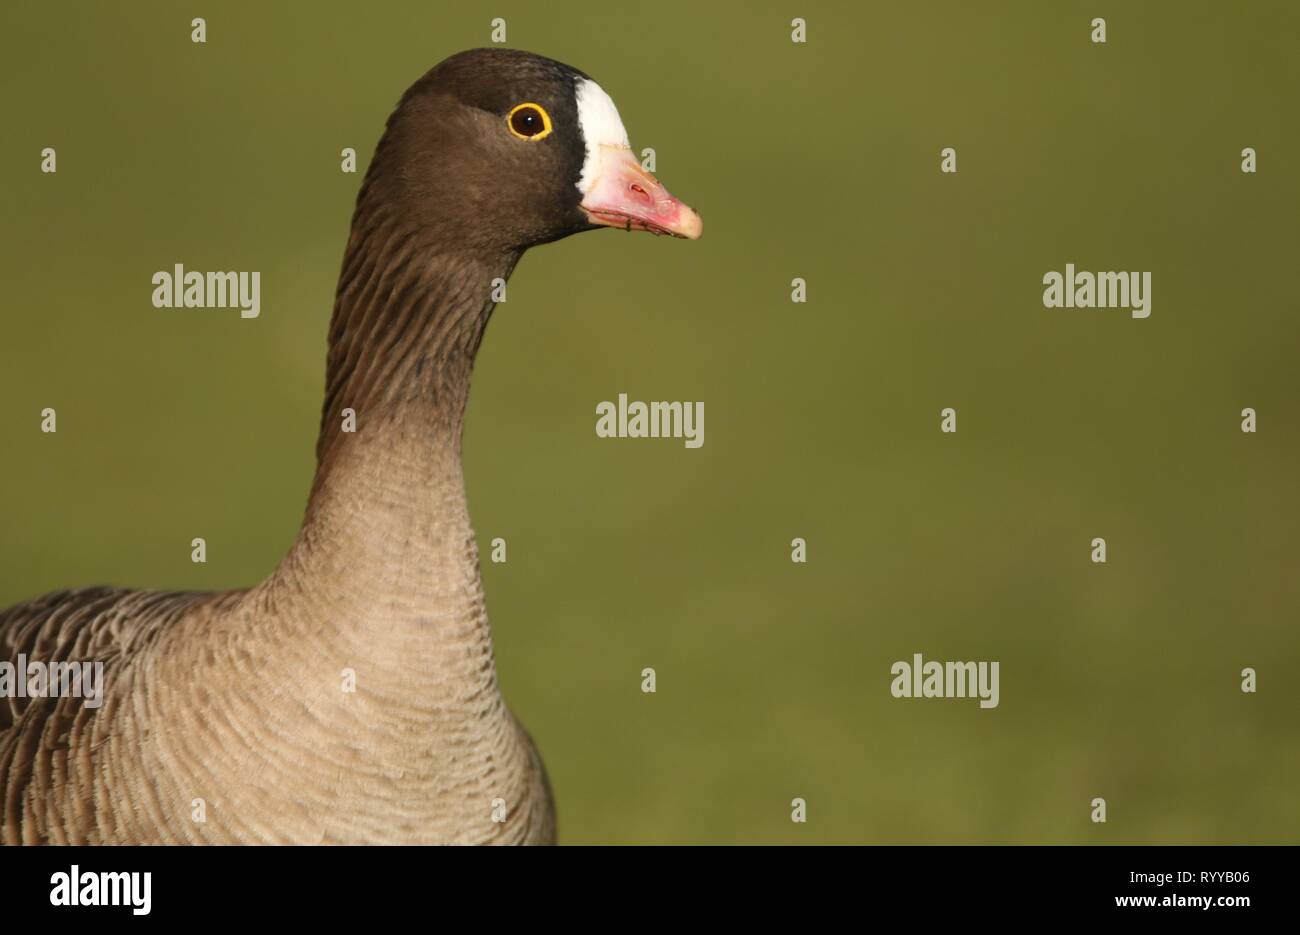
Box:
[579,146,703,240]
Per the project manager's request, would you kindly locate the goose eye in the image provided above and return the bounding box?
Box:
[507,103,553,141]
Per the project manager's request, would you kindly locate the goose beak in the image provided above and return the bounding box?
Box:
[579,146,703,240]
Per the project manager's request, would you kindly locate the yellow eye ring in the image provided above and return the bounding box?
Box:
[507,102,553,141]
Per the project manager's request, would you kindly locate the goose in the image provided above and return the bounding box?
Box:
[0,48,701,845]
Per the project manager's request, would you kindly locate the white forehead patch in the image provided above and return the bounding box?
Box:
[574,78,630,195]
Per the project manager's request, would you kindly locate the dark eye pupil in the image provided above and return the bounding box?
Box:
[512,108,542,136]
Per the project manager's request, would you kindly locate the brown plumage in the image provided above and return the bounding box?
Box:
[0,48,700,845]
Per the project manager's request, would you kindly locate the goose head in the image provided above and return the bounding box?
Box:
[369,48,703,252]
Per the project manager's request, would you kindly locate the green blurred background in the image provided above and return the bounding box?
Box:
[2,2,1297,843]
